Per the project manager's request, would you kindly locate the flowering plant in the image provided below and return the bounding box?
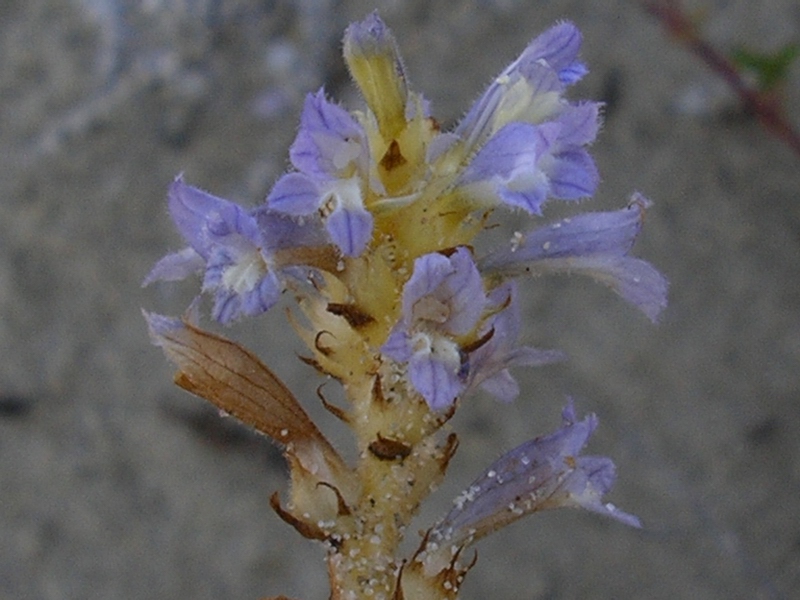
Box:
[144,13,666,599]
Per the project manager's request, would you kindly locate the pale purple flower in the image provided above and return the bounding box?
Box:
[144,176,324,323]
[457,103,600,215]
[455,22,589,151]
[382,247,486,410]
[464,281,565,402]
[430,20,601,217]
[267,90,374,257]
[480,193,668,321]
[419,401,639,570]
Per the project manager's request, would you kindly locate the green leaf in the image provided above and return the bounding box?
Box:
[731,43,799,91]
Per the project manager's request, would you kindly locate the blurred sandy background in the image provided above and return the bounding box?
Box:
[1,1,799,598]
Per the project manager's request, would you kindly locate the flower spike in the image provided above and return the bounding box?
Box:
[144,14,666,600]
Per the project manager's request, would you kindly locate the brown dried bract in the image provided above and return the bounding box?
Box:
[326,302,375,328]
[379,139,408,171]
[162,322,321,446]
[270,492,331,543]
[152,318,352,484]
[369,433,412,461]
[317,385,350,423]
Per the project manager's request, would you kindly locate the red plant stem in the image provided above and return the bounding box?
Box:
[640,0,800,158]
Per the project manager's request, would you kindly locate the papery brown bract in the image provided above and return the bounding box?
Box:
[144,312,358,523]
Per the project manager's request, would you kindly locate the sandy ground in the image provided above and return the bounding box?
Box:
[2,1,799,598]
